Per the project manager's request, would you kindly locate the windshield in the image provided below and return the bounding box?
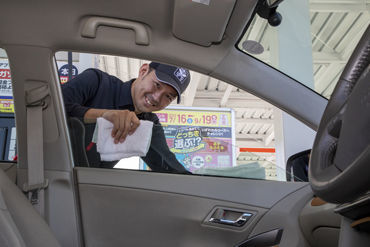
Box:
[238,0,370,99]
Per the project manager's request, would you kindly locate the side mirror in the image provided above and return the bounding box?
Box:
[286,149,310,182]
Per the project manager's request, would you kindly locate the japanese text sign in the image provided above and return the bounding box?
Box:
[155,107,235,172]
[0,60,14,113]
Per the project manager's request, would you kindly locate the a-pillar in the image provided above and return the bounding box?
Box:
[270,0,316,180]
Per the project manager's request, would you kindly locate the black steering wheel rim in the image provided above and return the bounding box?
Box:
[309,25,370,204]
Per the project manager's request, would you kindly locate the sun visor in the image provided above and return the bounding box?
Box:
[172,0,236,46]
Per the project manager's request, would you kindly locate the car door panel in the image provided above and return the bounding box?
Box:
[76,168,308,208]
[78,184,265,247]
[299,201,341,247]
[249,184,313,247]
[75,167,313,247]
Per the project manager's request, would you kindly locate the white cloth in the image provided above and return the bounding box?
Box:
[96,118,153,161]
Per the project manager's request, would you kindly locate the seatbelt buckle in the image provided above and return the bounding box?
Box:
[22,179,49,193]
[23,179,49,205]
[29,189,41,205]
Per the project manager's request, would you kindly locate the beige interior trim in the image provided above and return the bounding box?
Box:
[172,0,237,46]
[0,162,17,183]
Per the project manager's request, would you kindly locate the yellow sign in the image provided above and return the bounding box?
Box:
[0,98,14,113]
[156,110,232,127]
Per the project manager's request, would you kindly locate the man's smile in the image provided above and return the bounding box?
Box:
[144,95,157,107]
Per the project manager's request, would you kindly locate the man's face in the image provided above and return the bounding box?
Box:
[132,65,177,113]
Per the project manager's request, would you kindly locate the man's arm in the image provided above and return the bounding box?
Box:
[100,109,140,144]
[83,108,107,123]
[140,113,191,174]
[62,69,101,118]
[144,124,191,174]
[85,109,140,144]
[62,70,140,143]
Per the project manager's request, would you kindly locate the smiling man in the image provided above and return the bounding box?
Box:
[62,62,191,173]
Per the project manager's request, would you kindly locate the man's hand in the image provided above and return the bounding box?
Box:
[101,110,140,144]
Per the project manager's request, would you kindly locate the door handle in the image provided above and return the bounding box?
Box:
[209,210,252,227]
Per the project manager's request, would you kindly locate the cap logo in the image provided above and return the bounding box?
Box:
[174,68,187,83]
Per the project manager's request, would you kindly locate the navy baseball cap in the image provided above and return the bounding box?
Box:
[149,62,191,103]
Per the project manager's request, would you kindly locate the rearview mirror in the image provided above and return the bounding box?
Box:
[266,0,284,8]
[286,149,310,182]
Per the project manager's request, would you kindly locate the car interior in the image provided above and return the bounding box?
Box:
[0,0,369,246]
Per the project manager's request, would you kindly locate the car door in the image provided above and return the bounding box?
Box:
[75,167,313,247]
[61,54,318,247]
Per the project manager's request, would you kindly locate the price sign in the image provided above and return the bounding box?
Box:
[155,107,235,172]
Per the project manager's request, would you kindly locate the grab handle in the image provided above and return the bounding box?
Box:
[81,17,149,45]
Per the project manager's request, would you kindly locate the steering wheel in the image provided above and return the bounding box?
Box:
[309,25,370,204]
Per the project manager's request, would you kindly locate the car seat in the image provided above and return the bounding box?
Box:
[0,167,60,247]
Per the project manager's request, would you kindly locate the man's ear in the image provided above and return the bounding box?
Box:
[138,63,150,78]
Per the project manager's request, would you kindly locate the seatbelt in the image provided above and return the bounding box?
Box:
[22,85,49,216]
